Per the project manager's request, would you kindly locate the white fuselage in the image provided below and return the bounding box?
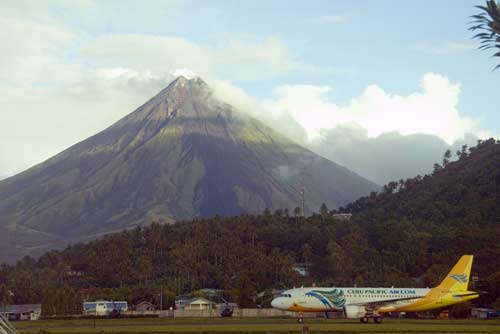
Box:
[271,287,430,312]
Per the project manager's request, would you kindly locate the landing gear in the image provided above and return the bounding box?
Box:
[296,312,304,324]
[359,316,383,324]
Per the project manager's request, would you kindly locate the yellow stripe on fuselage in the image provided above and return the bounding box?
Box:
[288,304,330,313]
[380,292,478,313]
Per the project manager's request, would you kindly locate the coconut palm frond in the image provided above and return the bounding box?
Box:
[470,0,500,70]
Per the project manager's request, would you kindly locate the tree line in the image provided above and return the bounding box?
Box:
[1,139,499,315]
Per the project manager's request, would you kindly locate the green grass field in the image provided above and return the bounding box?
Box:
[10,317,500,334]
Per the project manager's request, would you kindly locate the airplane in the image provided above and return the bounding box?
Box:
[271,255,480,323]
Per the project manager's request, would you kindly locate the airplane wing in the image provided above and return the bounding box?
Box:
[348,296,421,308]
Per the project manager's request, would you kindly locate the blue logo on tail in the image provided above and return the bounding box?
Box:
[450,273,468,283]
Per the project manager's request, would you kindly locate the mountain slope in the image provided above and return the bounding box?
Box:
[0,76,378,262]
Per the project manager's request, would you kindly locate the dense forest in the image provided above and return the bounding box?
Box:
[0,139,499,316]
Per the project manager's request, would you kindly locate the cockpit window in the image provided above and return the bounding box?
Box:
[279,293,292,298]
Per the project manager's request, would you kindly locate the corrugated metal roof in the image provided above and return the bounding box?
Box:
[178,297,215,305]
[0,304,41,314]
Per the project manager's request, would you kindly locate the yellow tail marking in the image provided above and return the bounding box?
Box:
[436,255,473,292]
[383,255,475,313]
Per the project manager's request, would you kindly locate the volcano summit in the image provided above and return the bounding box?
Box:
[0,76,378,261]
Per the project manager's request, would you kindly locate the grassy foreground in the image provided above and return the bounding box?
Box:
[10,317,500,334]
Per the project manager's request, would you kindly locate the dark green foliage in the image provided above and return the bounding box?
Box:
[320,203,329,219]
[0,139,499,314]
[470,1,500,70]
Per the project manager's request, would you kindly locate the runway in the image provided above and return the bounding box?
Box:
[11,317,500,334]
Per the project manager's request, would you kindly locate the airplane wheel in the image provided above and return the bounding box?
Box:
[360,317,369,323]
[297,318,304,324]
[374,316,383,324]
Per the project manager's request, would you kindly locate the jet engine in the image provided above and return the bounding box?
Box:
[344,305,366,319]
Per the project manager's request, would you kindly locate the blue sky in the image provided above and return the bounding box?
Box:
[61,0,498,114]
[191,0,496,123]
[0,0,498,178]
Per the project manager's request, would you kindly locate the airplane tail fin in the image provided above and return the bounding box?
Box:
[436,255,473,292]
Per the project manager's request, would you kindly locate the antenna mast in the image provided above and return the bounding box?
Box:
[299,169,306,217]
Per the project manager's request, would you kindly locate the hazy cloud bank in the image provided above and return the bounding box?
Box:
[309,128,478,185]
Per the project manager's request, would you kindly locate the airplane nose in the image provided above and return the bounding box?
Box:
[271,298,278,308]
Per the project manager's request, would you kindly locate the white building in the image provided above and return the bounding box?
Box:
[331,213,352,221]
[0,304,42,321]
[176,297,215,311]
[83,301,128,316]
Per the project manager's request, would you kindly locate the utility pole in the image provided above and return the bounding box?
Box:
[299,170,306,217]
[160,286,163,311]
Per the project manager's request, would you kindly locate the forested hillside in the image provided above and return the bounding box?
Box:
[0,139,499,315]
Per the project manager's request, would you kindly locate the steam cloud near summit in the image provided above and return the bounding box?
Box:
[172,69,197,80]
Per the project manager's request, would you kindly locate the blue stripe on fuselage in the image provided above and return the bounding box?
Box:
[305,291,332,309]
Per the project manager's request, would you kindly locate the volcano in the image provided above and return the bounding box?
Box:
[0,76,378,262]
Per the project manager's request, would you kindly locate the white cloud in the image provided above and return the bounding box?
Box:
[172,68,197,79]
[207,73,489,147]
[83,34,300,81]
[0,17,82,88]
[255,73,483,144]
[262,85,341,139]
[209,79,261,113]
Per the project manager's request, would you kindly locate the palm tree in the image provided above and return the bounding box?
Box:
[470,0,500,70]
[293,206,302,217]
